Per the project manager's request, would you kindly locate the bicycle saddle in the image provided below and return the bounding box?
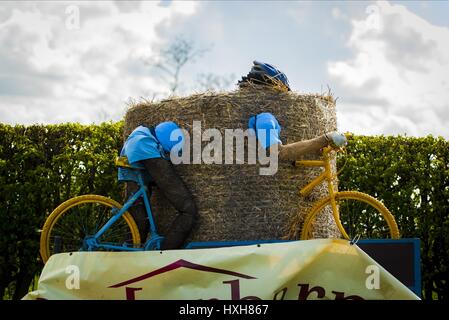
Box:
[115,156,145,170]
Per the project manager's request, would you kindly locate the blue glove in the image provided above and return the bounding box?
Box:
[326,132,347,147]
[248,112,282,149]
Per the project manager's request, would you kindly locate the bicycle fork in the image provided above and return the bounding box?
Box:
[296,150,350,240]
[323,158,350,240]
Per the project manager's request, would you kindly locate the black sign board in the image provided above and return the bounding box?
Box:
[357,238,421,297]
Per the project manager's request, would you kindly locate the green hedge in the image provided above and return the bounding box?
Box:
[338,135,449,300]
[0,123,448,299]
[0,122,124,299]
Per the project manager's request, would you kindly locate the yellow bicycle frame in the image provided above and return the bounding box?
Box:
[295,146,350,239]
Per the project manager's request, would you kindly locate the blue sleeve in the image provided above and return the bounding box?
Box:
[121,127,162,164]
[126,136,162,163]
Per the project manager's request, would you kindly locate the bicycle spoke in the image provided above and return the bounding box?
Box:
[52,220,82,239]
[94,205,109,232]
[46,199,137,256]
[301,192,398,240]
[339,198,391,239]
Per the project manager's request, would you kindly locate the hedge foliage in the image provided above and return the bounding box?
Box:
[0,122,124,299]
[338,134,449,300]
[0,123,448,300]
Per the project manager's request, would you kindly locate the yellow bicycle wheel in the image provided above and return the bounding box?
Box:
[40,195,141,263]
[300,191,400,240]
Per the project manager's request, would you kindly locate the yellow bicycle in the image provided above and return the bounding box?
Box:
[287,145,400,240]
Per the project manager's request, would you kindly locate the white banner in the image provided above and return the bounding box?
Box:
[24,239,419,300]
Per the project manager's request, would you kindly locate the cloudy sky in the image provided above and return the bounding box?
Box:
[1,1,448,138]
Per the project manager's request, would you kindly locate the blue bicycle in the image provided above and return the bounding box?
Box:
[40,157,166,263]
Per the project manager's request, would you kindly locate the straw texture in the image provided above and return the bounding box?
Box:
[123,87,340,242]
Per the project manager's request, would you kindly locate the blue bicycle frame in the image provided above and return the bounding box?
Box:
[84,164,164,252]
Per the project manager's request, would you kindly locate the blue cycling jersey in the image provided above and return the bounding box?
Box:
[248,112,282,149]
[120,126,164,164]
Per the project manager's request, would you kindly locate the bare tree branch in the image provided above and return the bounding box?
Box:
[196,73,237,91]
[149,36,210,95]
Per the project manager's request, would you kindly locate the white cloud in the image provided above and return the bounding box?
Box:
[328,1,449,137]
[0,1,198,124]
[2,0,448,139]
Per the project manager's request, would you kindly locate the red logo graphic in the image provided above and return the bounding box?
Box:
[107,259,364,300]
[108,259,259,299]
[109,259,257,288]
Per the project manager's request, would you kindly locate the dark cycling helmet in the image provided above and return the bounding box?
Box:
[238,60,291,91]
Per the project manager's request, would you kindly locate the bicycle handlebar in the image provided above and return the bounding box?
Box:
[293,144,346,168]
[323,145,345,156]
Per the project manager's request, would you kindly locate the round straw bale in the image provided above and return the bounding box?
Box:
[123,87,340,242]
